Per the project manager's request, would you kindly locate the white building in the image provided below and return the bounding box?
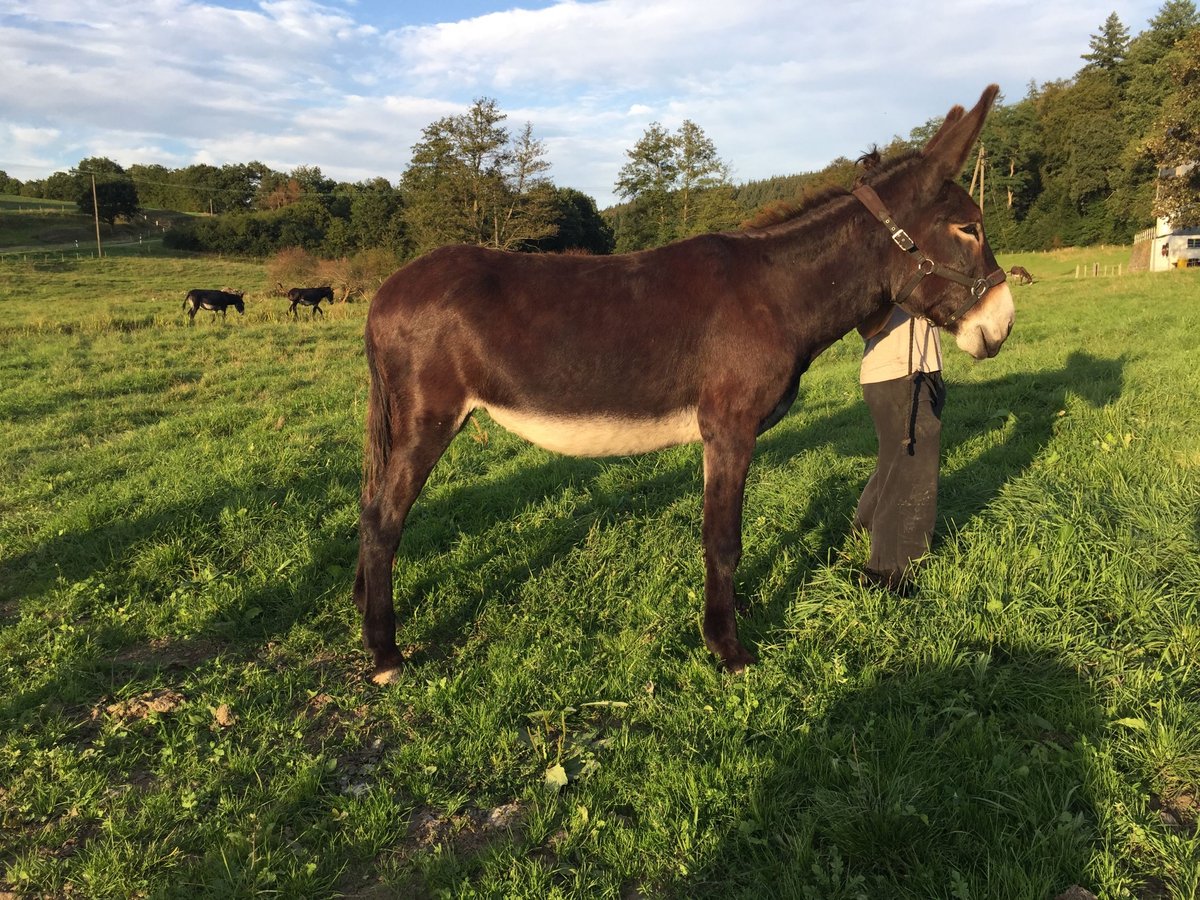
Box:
[1131,164,1200,271]
[1143,216,1200,271]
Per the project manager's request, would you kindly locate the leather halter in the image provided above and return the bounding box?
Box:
[853,184,1006,327]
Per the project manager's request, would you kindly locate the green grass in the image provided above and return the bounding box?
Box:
[1,253,1198,898]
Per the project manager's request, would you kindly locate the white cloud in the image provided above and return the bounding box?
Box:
[0,0,1171,206]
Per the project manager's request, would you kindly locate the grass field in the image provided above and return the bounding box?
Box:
[1,252,1197,898]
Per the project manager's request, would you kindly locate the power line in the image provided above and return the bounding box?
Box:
[70,165,390,200]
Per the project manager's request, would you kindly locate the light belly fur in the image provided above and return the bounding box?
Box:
[482,403,702,457]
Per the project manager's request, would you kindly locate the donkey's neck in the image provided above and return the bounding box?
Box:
[752,192,898,352]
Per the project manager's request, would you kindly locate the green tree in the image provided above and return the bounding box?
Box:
[215,163,268,212]
[348,178,410,255]
[614,122,680,248]
[1032,75,1133,243]
[976,91,1042,222]
[290,165,336,207]
[535,187,615,254]
[401,98,559,252]
[675,120,731,235]
[42,171,78,201]
[614,119,731,250]
[127,164,173,209]
[74,157,139,225]
[272,198,330,251]
[1082,12,1131,72]
[1146,28,1200,225]
[1123,0,1200,138]
[0,170,21,194]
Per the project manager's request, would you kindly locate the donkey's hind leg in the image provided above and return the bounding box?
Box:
[354,408,465,684]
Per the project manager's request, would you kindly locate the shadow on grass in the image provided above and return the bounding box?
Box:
[683,647,1107,899]
[739,351,1125,622]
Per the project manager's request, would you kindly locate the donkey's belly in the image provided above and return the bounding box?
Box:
[482,403,701,457]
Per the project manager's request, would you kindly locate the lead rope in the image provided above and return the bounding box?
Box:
[902,316,918,455]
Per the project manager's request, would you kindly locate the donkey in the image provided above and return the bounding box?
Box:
[183,289,244,322]
[288,285,334,318]
[353,86,1015,684]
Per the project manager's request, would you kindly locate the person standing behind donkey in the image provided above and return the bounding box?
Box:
[853,306,946,594]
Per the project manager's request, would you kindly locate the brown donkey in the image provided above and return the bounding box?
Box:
[354,86,1015,684]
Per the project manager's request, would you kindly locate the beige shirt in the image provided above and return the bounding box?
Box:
[859,307,942,384]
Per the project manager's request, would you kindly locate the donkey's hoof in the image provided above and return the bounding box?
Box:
[371,666,402,686]
[720,647,757,675]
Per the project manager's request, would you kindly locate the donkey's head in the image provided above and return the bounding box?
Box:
[859,85,1015,359]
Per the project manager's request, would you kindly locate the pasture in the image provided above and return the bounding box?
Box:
[1,254,1197,898]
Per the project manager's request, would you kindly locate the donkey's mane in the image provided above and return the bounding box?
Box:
[739,149,922,231]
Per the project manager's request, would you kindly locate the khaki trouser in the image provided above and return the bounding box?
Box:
[854,371,945,582]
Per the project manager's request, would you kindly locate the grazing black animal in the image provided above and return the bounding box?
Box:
[183,289,244,322]
[288,286,334,318]
[353,86,1016,684]
[1009,265,1034,284]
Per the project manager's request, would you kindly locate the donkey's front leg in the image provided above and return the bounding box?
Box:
[700,430,758,673]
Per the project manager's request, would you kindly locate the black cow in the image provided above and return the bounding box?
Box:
[184,289,244,322]
[287,286,334,318]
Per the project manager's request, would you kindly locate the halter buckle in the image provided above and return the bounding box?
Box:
[971,277,990,299]
[891,229,915,252]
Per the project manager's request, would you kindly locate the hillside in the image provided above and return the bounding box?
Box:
[0,194,194,256]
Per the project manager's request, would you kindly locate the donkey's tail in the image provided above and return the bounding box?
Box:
[361,333,391,508]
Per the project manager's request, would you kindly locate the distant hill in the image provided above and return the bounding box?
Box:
[0,194,195,255]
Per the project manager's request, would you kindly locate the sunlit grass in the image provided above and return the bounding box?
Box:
[1,255,1197,897]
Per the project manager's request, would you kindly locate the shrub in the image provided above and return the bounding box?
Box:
[266,247,319,293]
[315,248,401,303]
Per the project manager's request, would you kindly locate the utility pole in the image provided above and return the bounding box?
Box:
[91,173,103,258]
[968,145,986,219]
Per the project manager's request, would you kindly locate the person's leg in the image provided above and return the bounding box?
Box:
[858,372,944,590]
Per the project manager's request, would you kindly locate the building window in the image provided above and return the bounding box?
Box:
[1188,258,1200,267]
[1188,238,1200,249]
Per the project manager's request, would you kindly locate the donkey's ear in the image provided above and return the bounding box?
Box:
[921,105,965,158]
[922,85,999,180]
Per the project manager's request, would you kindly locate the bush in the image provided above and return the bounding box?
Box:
[315,248,402,303]
[266,247,319,293]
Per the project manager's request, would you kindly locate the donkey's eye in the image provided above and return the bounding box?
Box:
[957,223,981,239]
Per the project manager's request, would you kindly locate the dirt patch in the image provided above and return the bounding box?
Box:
[337,800,527,899]
[94,688,185,722]
[404,800,527,858]
[335,737,389,798]
[113,636,218,670]
[1151,791,1197,836]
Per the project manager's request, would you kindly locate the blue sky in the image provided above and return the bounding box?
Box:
[0,0,1168,208]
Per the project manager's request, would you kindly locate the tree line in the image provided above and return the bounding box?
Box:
[3,0,1196,258]
[610,1,1200,252]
